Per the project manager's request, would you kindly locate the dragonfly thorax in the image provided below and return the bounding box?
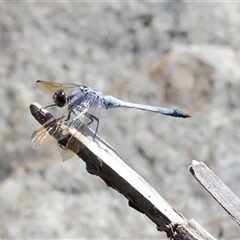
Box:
[52,89,67,107]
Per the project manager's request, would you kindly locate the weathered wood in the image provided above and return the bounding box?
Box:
[30,102,215,240]
[189,160,240,227]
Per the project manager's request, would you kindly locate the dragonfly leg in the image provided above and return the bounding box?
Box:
[87,114,99,139]
[65,111,72,121]
[65,109,77,121]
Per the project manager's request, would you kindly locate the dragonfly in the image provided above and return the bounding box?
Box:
[31,80,190,161]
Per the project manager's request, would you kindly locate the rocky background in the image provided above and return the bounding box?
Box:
[0,2,240,239]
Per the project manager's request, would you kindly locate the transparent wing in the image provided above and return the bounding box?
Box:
[31,118,57,150]
[86,102,111,134]
[33,80,80,148]
[62,93,110,161]
[31,106,70,150]
[32,89,111,161]
[36,80,80,95]
[31,126,56,150]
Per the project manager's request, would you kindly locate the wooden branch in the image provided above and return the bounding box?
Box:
[30,102,215,240]
[189,160,240,227]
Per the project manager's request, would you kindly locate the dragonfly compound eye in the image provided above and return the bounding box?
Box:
[53,90,66,107]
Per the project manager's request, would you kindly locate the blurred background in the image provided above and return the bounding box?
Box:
[0,2,240,239]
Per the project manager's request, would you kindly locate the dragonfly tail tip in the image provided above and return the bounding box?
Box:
[173,109,191,118]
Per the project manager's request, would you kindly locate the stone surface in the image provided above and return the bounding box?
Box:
[0,2,240,239]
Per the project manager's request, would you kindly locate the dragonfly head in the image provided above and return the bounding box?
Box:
[53,89,67,107]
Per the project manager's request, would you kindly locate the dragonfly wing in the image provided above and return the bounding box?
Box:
[62,148,75,162]
[61,126,87,162]
[63,93,104,161]
[91,101,111,132]
[31,117,57,150]
[31,106,70,150]
[36,80,80,95]
[31,125,56,149]
[76,93,107,134]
